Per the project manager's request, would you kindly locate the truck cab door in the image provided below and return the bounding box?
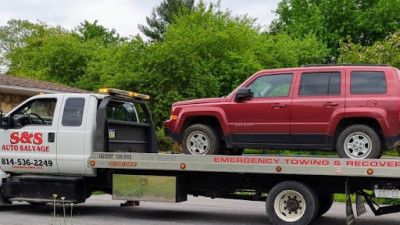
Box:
[0,96,62,174]
[56,95,91,175]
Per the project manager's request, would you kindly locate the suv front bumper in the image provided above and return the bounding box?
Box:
[164,126,182,143]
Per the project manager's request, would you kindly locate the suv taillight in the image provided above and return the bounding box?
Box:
[399,99,400,120]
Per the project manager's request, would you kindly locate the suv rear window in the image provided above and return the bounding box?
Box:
[299,72,340,96]
[351,71,386,94]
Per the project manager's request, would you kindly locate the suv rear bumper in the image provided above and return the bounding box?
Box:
[385,134,400,150]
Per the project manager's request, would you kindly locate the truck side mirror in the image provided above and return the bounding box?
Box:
[235,88,253,101]
[0,111,3,128]
[0,111,10,129]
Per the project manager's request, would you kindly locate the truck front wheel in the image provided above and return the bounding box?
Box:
[182,124,219,155]
[336,125,381,159]
[266,181,319,225]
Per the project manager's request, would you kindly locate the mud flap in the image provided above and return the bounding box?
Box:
[345,179,356,225]
[0,187,11,205]
[0,169,10,205]
[356,194,367,216]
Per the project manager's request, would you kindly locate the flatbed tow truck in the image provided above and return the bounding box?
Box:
[1,88,400,225]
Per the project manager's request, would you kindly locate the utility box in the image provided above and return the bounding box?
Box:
[112,174,187,202]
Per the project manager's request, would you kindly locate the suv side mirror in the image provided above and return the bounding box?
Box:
[235,88,253,101]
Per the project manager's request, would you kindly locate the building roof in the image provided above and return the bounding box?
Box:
[0,75,92,96]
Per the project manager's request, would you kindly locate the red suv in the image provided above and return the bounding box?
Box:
[164,65,400,159]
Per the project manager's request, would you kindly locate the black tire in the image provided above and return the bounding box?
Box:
[182,124,220,155]
[336,125,381,159]
[266,181,319,225]
[316,194,334,218]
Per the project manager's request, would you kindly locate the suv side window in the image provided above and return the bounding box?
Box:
[299,72,341,96]
[62,98,85,127]
[11,98,57,127]
[351,71,386,94]
[247,74,293,97]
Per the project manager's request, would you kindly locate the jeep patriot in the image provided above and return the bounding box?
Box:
[165,65,400,159]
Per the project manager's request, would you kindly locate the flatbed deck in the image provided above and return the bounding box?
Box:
[89,153,400,178]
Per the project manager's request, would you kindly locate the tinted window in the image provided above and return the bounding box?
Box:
[299,72,341,96]
[62,98,85,126]
[106,100,139,122]
[247,74,293,97]
[351,71,386,94]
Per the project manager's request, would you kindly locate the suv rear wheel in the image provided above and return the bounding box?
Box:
[336,124,381,159]
[182,124,219,155]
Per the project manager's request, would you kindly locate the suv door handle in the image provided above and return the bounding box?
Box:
[271,103,286,109]
[323,102,339,107]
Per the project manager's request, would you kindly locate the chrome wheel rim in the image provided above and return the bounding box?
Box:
[343,132,372,159]
[187,131,210,155]
[274,190,306,222]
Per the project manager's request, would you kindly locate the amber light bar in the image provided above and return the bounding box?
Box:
[99,88,150,100]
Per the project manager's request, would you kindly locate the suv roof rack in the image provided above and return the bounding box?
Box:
[304,64,388,67]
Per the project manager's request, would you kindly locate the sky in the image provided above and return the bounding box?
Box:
[0,0,280,38]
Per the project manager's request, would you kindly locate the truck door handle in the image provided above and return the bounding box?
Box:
[323,102,339,107]
[48,133,55,143]
[271,103,286,109]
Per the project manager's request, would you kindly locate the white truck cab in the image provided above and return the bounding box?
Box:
[0,94,102,176]
[0,89,157,204]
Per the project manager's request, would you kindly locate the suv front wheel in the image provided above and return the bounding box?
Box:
[182,124,220,155]
[336,124,381,159]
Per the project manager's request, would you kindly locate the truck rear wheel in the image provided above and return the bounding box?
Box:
[266,181,319,225]
[336,125,381,159]
[182,124,219,155]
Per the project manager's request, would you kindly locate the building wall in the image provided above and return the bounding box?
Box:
[0,93,29,113]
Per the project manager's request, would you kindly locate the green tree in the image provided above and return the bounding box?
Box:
[271,0,400,60]
[3,3,328,127]
[7,27,97,86]
[0,19,46,73]
[339,31,400,68]
[128,3,328,126]
[78,36,148,91]
[5,20,127,89]
[138,0,195,42]
[76,20,124,45]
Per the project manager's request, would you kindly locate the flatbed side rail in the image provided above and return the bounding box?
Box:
[88,153,400,178]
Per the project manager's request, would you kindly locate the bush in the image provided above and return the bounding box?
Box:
[156,128,174,152]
